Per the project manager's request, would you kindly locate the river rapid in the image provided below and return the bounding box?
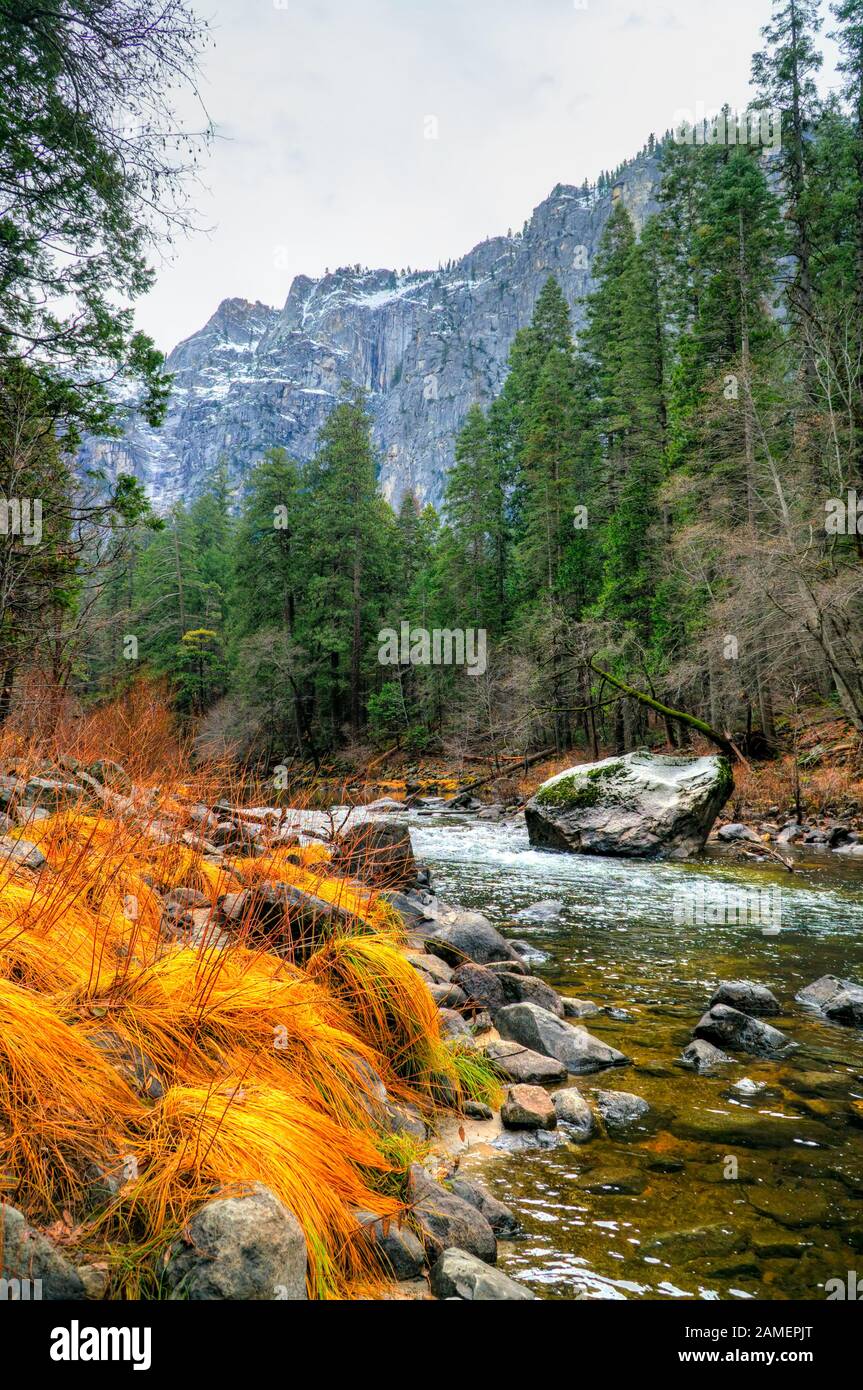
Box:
[404,809,863,1302]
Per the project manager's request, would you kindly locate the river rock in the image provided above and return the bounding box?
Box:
[796,974,858,1010]
[495,1002,630,1074]
[744,1185,832,1229]
[552,1087,596,1140]
[405,949,453,985]
[448,1178,520,1236]
[693,1004,796,1058]
[679,1038,733,1072]
[425,915,521,967]
[592,1088,651,1136]
[0,835,46,870]
[643,1224,748,1261]
[575,1166,646,1195]
[562,997,603,1019]
[354,1212,426,1279]
[716,823,761,843]
[408,1165,496,1264]
[483,1038,567,1084]
[429,982,468,1009]
[823,987,863,1025]
[708,980,781,1016]
[452,962,506,1012]
[524,751,733,859]
[165,1185,307,1299]
[1,1205,86,1299]
[495,971,564,1016]
[670,1107,834,1149]
[429,1248,535,1301]
[501,1083,557,1130]
[513,899,564,921]
[437,1008,471,1041]
[333,820,417,888]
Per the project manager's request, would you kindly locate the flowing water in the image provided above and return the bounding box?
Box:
[406,811,863,1302]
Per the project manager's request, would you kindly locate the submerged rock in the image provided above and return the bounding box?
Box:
[524,751,733,859]
[708,980,781,1016]
[552,1087,596,1141]
[679,1038,733,1072]
[430,1248,535,1301]
[693,1004,796,1058]
[592,1088,651,1136]
[495,1002,630,1075]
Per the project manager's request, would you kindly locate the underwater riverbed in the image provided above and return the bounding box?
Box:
[408,812,863,1302]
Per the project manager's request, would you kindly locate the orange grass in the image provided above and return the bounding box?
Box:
[0,808,474,1298]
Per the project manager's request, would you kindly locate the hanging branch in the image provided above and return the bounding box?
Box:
[589,659,749,768]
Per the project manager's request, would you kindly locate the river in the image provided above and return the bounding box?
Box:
[405,809,863,1301]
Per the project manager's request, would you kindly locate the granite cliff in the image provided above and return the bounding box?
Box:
[81,154,661,509]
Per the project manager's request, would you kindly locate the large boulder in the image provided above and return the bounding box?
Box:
[525,751,733,859]
[354,1212,426,1280]
[165,1185,307,1300]
[495,1002,630,1075]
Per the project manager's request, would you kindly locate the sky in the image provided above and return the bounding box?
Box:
[138,0,841,354]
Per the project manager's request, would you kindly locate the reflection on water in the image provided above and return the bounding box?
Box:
[407,812,863,1301]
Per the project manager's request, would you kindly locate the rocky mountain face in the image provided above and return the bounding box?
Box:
[82,154,661,511]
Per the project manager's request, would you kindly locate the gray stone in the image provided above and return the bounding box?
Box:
[495,971,564,1016]
[592,1088,651,1136]
[1,1205,86,1299]
[525,751,732,859]
[693,1004,795,1058]
[405,949,453,985]
[551,1087,595,1140]
[796,974,857,1010]
[501,1083,557,1130]
[716,823,761,843]
[0,835,46,870]
[355,1211,425,1279]
[429,982,468,1009]
[451,962,506,1012]
[679,1038,733,1072]
[437,1007,471,1041]
[823,987,863,1025]
[562,997,602,1019]
[708,980,781,1016]
[513,899,564,922]
[426,916,521,967]
[408,1165,496,1264]
[165,1184,307,1300]
[430,1248,535,1301]
[448,1178,520,1236]
[495,1001,630,1074]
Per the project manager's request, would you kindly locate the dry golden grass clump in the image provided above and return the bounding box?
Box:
[0,698,499,1298]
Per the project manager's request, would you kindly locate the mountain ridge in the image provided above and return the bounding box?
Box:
[81,152,662,509]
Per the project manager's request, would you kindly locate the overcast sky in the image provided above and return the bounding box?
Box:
[138,0,840,354]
